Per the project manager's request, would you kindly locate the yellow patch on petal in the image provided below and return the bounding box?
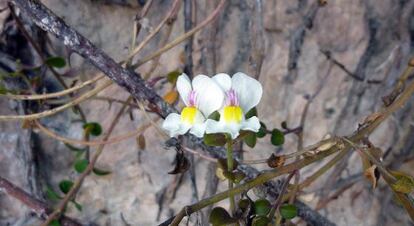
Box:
[181,107,198,124]
[223,106,243,123]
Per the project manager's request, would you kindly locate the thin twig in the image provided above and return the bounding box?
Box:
[0,176,82,226]
[33,118,153,146]
[131,0,226,68]
[2,75,104,100]
[0,79,113,120]
[123,0,181,64]
[40,97,134,226]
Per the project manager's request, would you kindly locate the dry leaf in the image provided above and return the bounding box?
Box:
[319,0,327,6]
[136,134,146,150]
[215,167,227,181]
[163,90,178,105]
[21,120,35,129]
[316,140,337,152]
[266,154,285,168]
[364,165,380,189]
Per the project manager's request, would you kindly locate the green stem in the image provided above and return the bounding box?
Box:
[226,138,236,215]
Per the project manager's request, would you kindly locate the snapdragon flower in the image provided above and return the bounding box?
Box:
[162,74,225,137]
[205,72,263,139]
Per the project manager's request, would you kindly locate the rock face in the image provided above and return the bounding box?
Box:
[1,0,414,225]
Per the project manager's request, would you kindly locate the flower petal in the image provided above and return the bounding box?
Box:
[240,116,260,132]
[231,72,263,113]
[192,75,225,117]
[189,123,206,138]
[212,73,232,91]
[205,119,241,139]
[176,73,192,106]
[162,113,191,137]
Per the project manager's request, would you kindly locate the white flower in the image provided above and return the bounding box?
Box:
[205,72,263,139]
[162,74,225,137]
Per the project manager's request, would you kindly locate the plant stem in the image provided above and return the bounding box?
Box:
[226,138,236,215]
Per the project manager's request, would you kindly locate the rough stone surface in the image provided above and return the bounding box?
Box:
[1,0,414,225]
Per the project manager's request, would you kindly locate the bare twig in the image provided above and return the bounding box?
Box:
[2,75,104,100]
[40,97,134,226]
[131,0,226,68]
[0,176,82,226]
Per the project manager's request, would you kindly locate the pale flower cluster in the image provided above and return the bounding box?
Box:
[162,72,263,139]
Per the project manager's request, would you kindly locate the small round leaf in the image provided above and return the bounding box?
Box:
[270,129,284,146]
[245,107,257,119]
[93,168,111,176]
[74,159,88,173]
[256,122,267,138]
[204,133,227,146]
[244,131,257,148]
[83,122,102,136]
[59,180,74,194]
[167,70,181,84]
[49,219,61,226]
[45,56,66,68]
[254,199,271,216]
[280,204,297,219]
[209,207,237,225]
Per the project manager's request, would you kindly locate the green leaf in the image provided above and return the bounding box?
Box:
[204,133,227,146]
[208,111,221,120]
[45,56,66,68]
[254,199,271,216]
[71,200,83,212]
[280,204,297,219]
[74,159,88,173]
[391,171,414,194]
[46,186,62,201]
[83,122,102,136]
[93,167,111,176]
[0,84,8,95]
[209,207,237,226]
[270,129,285,146]
[238,199,251,212]
[49,219,61,226]
[244,131,257,148]
[256,122,267,138]
[245,107,257,119]
[252,216,270,226]
[59,180,74,194]
[167,70,181,84]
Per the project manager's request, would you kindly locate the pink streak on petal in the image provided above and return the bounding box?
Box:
[188,90,197,106]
